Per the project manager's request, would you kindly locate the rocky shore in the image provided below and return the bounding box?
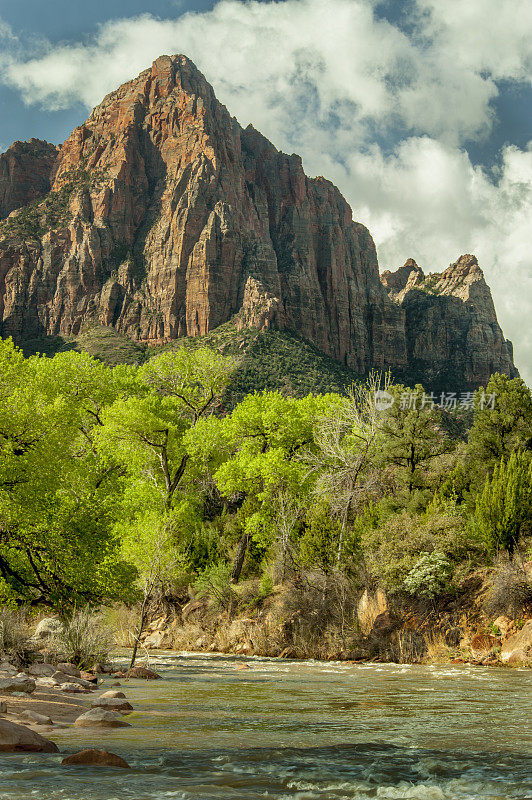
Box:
[0,652,159,759]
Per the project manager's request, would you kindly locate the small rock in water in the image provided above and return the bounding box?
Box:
[0,719,58,752]
[100,690,126,699]
[126,666,161,679]
[235,663,250,670]
[80,671,98,683]
[0,701,6,714]
[20,710,53,726]
[74,708,131,728]
[62,748,130,768]
[91,696,133,714]
[111,681,122,687]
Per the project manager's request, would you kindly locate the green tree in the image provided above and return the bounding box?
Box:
[378,384,452,494]
[0,341,133,607]
[96,348,236,511]
[475,451,532,557]
[210,391,339,581]
[468,374,532,469]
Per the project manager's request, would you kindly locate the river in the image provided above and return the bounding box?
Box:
[1,652,531,799]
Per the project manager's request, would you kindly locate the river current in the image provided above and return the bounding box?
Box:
[0,652,530,799]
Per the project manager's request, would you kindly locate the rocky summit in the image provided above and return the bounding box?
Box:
[0,55,518,388]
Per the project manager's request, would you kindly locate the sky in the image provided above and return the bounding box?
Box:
[0,0,531,382]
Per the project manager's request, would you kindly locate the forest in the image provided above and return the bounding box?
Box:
[0,336,531,661]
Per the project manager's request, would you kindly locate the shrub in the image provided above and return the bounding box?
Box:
[361,509,472,592]
[194,563,236,610]
[485,561,532,616]
[0,607,31,661]
[404,552,453,599]
[48,609,113,670]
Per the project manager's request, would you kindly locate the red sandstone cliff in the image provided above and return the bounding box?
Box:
[0,55,518,388]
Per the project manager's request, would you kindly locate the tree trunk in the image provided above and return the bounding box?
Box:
[129,595,150,670]
[230,533,250,583]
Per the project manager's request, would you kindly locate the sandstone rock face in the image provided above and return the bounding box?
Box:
[0,55,405,374]
[381,255,518,389]
[0,56,517,388]
[500,620,532,665]
[0,139,58,221]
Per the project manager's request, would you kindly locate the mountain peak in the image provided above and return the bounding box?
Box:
[0,56,518,389]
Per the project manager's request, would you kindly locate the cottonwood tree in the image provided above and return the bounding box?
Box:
[303,375,390,567]
[97,348,236,512]
[121,511,177,669]
[211,391,339,582]
[0,340,132,608]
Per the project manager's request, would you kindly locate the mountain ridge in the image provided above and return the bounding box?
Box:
[0,54,518,389]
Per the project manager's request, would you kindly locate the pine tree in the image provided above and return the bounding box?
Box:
[475,452,532,556]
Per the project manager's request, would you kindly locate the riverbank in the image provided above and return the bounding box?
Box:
[132,574,532,667]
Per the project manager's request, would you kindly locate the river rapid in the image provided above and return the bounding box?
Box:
[0,653,530,799]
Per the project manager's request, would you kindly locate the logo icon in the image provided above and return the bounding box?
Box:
[374,390,394,411]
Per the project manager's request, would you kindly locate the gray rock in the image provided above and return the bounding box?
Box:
[91,696,133,714]
[20,709,53,725]
[27,663,57,677]
[0,676,36,694]
[56,663,81,678]
[100,690,126,699]
[0,662,17,675]
[58,682,90,693]
[52,671,94,689]
[0,701,6,713]
[0,719,58,752]
[74,708,131,728]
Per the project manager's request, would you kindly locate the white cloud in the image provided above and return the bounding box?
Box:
[0,0,506,145]
[0,0,531,380]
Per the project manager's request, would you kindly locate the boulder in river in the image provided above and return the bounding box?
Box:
[20,709,54,725]
[28,663,57,678]
[126,666,161,679]
[62,748,130,768]
[100,690,126,699]
[58,682,91,694]
[0,719,58,752]
[74,708,131,728]
[91,696,133,714]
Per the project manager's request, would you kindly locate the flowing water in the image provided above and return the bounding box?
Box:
[0,652,530,799]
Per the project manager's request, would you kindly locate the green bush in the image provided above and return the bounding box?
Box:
[48,609,113,670]
[361,509,472,592]
[403,552,453,599]
[194,562,235,609]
